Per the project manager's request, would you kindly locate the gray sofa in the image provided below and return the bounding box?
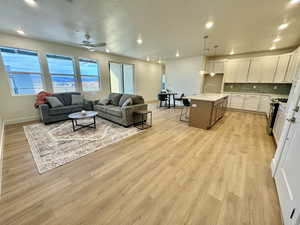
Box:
[94,93,147,127]
[39,92,93,124]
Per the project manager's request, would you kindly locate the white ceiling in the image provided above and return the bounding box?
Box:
[0,0,299,61]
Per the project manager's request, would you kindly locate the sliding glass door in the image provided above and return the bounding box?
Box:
[109,62,134,94]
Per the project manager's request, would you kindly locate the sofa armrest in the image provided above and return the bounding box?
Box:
[121,104,148,125]
[83,99,94,110]
[39,104,49,123]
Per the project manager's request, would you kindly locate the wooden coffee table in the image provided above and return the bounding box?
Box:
[68,111,98,132]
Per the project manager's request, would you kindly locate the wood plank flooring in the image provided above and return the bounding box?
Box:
[0,107,282,225]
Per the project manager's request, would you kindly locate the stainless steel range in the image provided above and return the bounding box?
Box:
[267,98,288,135]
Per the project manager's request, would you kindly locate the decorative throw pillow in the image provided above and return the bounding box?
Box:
[122,98,133,108]
[109,93,122,106]
[46,96,64,108]
[71,95,84,105]
[98,98,110,105]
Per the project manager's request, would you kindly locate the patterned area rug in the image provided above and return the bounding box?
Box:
[24,117,141,174]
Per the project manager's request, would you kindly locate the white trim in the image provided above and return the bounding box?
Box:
[0,117,5,196]
[5,115,39,125]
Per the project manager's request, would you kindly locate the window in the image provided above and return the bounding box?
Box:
[109,62,134,94]
[79,58,100,91]
[0,47,43,95]
[46,54,76,93]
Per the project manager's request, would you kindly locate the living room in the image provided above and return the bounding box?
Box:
[1,0,300,225]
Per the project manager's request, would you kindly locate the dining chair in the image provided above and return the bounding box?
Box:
[158,94,168,107]
[180,98,191,122]
[175,93,185,106]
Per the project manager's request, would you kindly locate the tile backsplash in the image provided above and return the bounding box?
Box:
[223,83,292,95]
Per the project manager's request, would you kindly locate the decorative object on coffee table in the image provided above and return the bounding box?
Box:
[68,111,98,132]
[134,110,152,130]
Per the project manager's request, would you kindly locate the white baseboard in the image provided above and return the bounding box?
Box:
[0,119,5,196]
[5,115,39,125]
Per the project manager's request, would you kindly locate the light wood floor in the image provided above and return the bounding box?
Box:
[0,108,282,225]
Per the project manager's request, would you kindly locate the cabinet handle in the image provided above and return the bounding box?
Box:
[290,208,296,219]
[287,117,296,123]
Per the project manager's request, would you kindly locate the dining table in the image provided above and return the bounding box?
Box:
[159,92,177,108]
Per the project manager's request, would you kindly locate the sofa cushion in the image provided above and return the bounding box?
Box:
[71,95,84,105]
[105,105,122,117]
[98,98,110,105]
[94,104,107,113]
[53,92,81,106]
[108,93,123,106]
[46,96,64,108]
[119,94,144,106]
[48,105,82,116]
[131,95,144,105]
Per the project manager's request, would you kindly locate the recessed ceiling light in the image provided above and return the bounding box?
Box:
[105,48,110,53]
[270,46,276,50]
[16,29,25,35]
[137,34,143,45]
[146,57,150,61]
[290,0,300,5]
[273,37,281,42]
[205,21,214,29]
[24,0,38,7]
[176,50,180,57]
[278,23,289,30]
[230,50,235,55]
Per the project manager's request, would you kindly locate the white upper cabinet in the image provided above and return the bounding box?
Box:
[248,58,263,83]
[248,56,278,83]
[224,58,250,83]
[261,56,278,83]
[206,60,225,74]
[274,54,291,83]
[286,49,300,83]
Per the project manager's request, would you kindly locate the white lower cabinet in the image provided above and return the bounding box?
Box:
[273,103,287,144]
[228,93,274,113]
[258,95,271,114]
[229,94,244,109]
[244,95,260,111]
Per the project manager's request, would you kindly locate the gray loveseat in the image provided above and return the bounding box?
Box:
[39,92,93,124]
[94,93,147,127]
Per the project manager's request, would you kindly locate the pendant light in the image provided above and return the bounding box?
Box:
[210,45,218,77]
[200,35,208,75]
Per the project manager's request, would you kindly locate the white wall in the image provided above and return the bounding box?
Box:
[165,56,206,96]
[0,33,162,124]
[0,115,4,196]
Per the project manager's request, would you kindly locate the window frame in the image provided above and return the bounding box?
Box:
[108,61,135,94]
[46,53,77,93]
[78,57,101,92]
[0,46,45,96]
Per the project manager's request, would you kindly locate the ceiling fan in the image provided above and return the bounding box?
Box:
[80,33,106,48]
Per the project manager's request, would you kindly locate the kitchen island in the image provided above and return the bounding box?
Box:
[184,94,229,129]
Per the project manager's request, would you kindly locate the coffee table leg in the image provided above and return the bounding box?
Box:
[72,119,75,132]
[93,116,96,129]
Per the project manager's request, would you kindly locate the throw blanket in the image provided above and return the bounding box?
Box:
[34,91,52,108]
